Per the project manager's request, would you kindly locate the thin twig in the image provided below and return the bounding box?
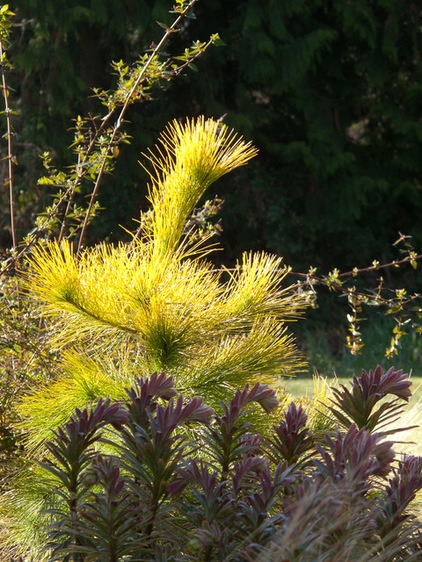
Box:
[0,37,16,249]
[211,252,422,278]
[0,0,208,270]
[1,186,80,275]
[76,0,200,254]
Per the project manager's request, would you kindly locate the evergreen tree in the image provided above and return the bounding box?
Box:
[18,116,305,451]
[4,0,422,272]
[0,117,307,559]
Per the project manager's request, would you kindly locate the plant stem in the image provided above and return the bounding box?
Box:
[0,38,16,250]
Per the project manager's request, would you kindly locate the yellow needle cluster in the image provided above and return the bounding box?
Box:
[20,117,306,449]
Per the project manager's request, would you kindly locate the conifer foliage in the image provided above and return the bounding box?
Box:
[18,116,306,451]
[0,116,310,559]
[1,4,422,560]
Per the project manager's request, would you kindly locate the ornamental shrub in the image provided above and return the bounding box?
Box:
[2,367,422,560]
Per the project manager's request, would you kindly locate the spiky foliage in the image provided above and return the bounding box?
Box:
[17,117,306,451]
[328,365,413,433]
[142,117,259,262]
[3,369,422,561]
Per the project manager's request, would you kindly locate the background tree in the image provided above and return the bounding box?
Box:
[4,0,422,276]
[184,0,422,272]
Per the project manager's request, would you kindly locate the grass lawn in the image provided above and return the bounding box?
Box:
[283,374,422,405]
[290,313,422,402]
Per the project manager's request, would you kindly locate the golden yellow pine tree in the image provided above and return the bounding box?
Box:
[17,116,307,451]
[0,118,309,560]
